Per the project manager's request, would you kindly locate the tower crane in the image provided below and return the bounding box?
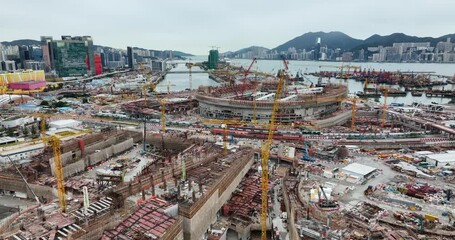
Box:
[202,119,243,153]
[186,60,194,90]
[48,135,66,212]
[33,112,66,211]
[239,58,257,98]
[351,97,357,131]
[261,56,287,240]
[379,86,389,128]
[319,64,361,82]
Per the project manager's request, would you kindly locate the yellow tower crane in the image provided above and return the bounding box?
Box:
[351,97,357,131]
[34,113,67,212]
[160,99,166,133]
[201,119,245,154]
[48,136,66,212]
[186,61,194,90]
[261,58,287,240]
[380,87,389,128]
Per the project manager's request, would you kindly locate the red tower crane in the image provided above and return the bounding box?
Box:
[239,58,257,98]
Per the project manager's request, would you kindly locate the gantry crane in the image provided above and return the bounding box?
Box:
[261,57,287,240]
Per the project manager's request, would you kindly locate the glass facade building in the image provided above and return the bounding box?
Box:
[208,50,219,69]
[51,36,95,77]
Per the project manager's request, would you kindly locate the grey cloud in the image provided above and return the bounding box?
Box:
[0,0,454,54]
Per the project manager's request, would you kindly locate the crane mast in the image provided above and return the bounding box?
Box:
[381,88,388,128]
[50,136,66,212]
[239,58,257,98]
[351,98,357,131]
[261,57,287,240]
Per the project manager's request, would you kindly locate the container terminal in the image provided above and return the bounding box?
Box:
[1,53,455,240]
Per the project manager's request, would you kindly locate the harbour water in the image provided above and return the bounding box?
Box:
[163,56,455,105]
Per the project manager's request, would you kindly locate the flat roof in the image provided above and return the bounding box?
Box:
[0,137,17,143]
[426,152,455,163]
[342,163,377,176]
[50,119,80,126]
[414,151,433,156]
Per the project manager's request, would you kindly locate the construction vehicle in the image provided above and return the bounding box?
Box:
[301,143,315,162]
[260,56,287,240]
[318,185,338,208]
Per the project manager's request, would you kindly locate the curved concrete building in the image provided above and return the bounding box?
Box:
[196,82,348,124]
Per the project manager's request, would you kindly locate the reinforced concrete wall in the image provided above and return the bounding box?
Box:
[0,177,55,200]
[282,176,300,240]
[146,134,194,151]
[182,155,254,240]
[50,138,134,177]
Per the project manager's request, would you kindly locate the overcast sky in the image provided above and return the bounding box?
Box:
[1,0,453,54]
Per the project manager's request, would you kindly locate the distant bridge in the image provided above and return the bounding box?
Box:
[167,70,207,74]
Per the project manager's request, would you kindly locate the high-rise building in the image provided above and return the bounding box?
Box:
[127,46,134,69]
[41,36,54,71]
[208,50,219,69]
[51,36,95,77]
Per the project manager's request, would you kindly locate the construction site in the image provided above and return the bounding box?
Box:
[2,54,455,240]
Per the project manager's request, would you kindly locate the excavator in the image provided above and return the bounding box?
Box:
[300,142,315,162]
[318,185,338,208]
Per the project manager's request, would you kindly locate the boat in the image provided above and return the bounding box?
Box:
[387,90,407,96]
[382,88,407,96]
[356,91,381,98]
[411,91,423,97]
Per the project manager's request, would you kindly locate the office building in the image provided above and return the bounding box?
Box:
[208,49,219,69]
[51,36,95,77]
[127,46,134,69]
[41,36,54,71]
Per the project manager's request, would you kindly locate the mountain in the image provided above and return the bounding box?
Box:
[1,39,193,57]
[352,33,455,51]
[1,39,41,46]
[166,50,193,57]
[274,31,363,52]
[223,46,270,58]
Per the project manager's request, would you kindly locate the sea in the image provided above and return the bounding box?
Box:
[161,56,455,105]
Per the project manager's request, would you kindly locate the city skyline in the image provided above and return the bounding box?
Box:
[1,0,454,54]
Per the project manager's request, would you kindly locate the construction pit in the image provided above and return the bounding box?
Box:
[0,126,258,240]
[3,67,455,240]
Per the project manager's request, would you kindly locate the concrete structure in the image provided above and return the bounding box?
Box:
[50,35,95,77]
[196,83,347,123]
[341,162,377,182]
[151,60,167,72]
[0,116,36,128]
[49,119,81,129]
[102,198,183,240]
[0,143,44,163]
[127,46,134,69]
[0,70,45,87]
[0,60,16,71]
[178,150,253,239]
[0,137,18,146]
[208,49,219,69]
[9,80,46,90]
[425,152,455,167]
